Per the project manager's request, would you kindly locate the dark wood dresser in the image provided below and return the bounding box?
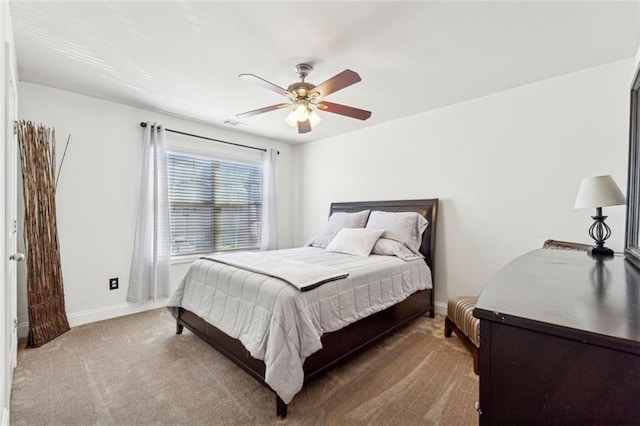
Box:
[473,249,640,425]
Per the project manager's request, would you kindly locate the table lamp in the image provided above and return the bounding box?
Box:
[574,175,626,256]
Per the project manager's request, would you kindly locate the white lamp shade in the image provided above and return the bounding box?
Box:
[308,109,322,127]
[294,103,309,122]
[574,175,626,209]
[284,110,297,127]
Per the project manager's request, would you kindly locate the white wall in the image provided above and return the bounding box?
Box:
[294,59,634,314]
[17,82,295,334]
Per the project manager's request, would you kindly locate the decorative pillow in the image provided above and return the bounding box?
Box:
[306,210,370,248]
[372,238,424,261]
[325,228,384,257]
[365,211,428,254]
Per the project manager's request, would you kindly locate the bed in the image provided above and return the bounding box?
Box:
[167,199,438,418]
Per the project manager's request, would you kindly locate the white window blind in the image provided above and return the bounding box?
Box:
[167,151,262,256]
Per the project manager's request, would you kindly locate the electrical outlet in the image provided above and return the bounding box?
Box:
[109,278,119,290]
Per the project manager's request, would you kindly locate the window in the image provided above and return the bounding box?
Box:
[167,151,262,256]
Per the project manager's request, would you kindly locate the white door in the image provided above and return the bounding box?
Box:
[3,39,20,423]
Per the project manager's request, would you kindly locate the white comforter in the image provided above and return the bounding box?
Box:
[167,247,432,404]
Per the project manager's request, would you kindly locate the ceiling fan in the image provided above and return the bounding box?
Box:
[236,63,371,134]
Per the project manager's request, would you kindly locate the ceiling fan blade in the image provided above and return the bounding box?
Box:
[239,74,291,97]
[309,69,361,98]
[316,101,371,121]
[298,120,311,134]
[236,103,290,119]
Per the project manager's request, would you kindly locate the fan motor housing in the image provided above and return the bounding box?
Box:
[287,82,316,99]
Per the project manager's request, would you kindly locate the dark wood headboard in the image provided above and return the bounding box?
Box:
[329,199,439,280]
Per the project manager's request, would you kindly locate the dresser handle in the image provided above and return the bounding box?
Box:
[475,401,482,415]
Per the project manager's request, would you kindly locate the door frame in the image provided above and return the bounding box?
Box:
[2,28,19,426]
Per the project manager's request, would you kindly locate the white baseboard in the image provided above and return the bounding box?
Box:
[2,406,9,426]
[434,301,447,317]
[17,300,168,338]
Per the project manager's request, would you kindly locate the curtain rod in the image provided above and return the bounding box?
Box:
[139,122,278,154]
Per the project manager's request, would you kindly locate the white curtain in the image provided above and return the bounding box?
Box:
[260,148,278,250]
[128,122,170,302]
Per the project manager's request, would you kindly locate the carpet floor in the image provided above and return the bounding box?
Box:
[11,309,478,425]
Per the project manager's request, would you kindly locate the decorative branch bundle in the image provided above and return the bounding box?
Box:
[16,120,70,347]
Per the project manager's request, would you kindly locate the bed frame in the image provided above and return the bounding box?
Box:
[174,199,439,418]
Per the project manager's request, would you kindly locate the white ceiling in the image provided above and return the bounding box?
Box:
[10,1,640,144]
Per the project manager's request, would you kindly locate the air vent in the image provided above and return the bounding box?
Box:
[223,119,246,126]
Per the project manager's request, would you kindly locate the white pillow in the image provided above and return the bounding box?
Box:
[307,210,370,248]
[366,211,428,254]
[372,238,424,261]
[325,228,384,257]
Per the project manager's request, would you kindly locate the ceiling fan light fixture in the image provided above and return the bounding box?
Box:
[239,63,371,134]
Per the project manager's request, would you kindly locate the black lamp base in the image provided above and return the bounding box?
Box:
[590,246,614,257]
[588,207,614,257]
